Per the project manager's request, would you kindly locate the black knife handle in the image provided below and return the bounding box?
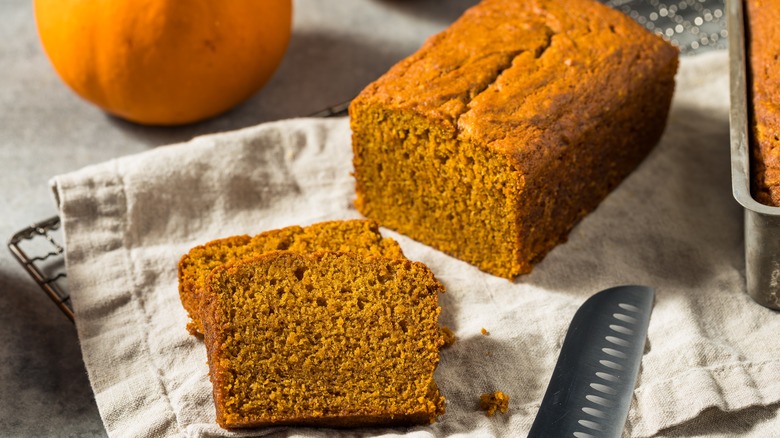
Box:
[527,285,655,438]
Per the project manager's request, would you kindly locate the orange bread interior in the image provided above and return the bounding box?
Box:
[178,220,404,335]
[202,251,446,428]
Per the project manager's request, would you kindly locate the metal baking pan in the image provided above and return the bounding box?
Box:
[728,0,780,310]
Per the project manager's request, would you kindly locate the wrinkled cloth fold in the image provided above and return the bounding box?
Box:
[52,51,780,438]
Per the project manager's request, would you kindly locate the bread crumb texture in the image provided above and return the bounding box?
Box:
[178,219,404,335]
[479,391,510,417]
[350,0,678,279]
[202,251,446,428]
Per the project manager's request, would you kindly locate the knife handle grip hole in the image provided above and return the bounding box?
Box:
[585,394,616,407]
[595,371,619,382]
[613,313,639,324]
[618,302,641,312]
[582,406,608,418]
[578,419,605,431]
[599,359,625,371]
[606,335,631,347]
[609,324,635,335]
[590,383,618,395]
[602,347,629,359]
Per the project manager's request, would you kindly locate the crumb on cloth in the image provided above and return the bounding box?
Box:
[441,326,456,348]
[479,391,509,417]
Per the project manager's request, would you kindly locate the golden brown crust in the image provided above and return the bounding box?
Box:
[178,234,253,335]
[350,0,678,278]
[746,0,780,206]
[177,220,405,335]
[201,251,446,429]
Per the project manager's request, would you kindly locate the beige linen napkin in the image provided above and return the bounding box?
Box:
[52,51,780,438]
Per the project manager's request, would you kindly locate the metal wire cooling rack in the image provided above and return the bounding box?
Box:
[7,0,727,322]
[8,216,73,322]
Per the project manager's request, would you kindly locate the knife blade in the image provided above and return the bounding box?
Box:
[527,285,655,438]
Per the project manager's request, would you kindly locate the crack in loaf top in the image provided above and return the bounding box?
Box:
[353,0,678,170]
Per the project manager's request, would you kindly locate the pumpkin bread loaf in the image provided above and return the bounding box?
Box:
[746,0,780,206]
[201,251,446,428]
[178,220,404,335]
[350,0,679,278]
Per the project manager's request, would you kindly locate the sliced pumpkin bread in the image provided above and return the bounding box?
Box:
[201,250,446,428]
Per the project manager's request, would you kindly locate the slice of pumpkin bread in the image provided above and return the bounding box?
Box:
[201,251,446,428]
[178,220,405,335]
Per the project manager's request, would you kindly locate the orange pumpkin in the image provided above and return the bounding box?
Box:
[34,0,293,126]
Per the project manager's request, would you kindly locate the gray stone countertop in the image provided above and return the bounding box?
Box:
[0,1,478,436]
